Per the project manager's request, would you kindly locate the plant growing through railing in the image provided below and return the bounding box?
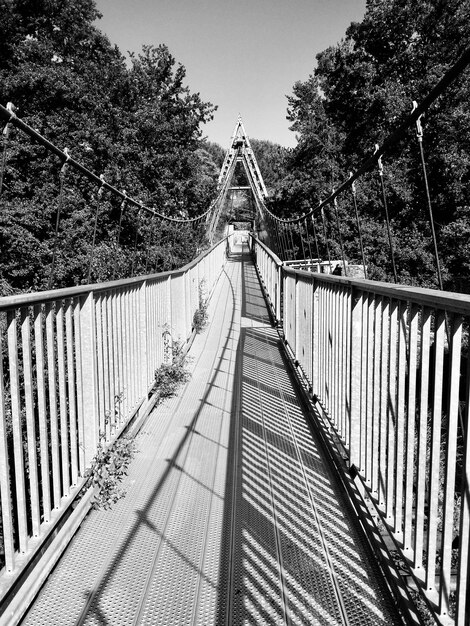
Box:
[192,279,209,333]
[154,328,191,399]
[84,432,136,509]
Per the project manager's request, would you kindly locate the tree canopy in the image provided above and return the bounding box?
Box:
[0,0,220,293]
[268,0,470,290]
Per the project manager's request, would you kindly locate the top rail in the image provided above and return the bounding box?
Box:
[0,237,230,311]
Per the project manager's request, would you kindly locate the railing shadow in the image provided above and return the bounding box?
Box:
[73,256,243,624]
[216,261,399,624]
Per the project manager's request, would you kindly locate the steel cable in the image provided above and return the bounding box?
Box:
[350,175,368,279]
[87,175,105,284]
[112,194,127,280]
[320,206,333,273]
[332,195,347,275]
[377,153,398,283]
[48,149,70,289]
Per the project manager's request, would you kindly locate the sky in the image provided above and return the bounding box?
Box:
[94,0,367,148]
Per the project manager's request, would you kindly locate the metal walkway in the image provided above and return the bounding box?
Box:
[21,247,402,625]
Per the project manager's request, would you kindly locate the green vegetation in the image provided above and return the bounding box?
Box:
[192,279,209,333]
[84,433,136,509]
[0,0,220,293]
[153,335,191,399]
[266,0,470,292]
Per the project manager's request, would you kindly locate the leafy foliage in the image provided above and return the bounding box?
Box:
[192,279,209,333]
[84,434,136,509]
[153,338,191,399]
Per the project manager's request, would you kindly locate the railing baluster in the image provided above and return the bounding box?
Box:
[386,299,398,526]
[413,305,431,579]
[349,287,363,469]
[34,304,51,520]
[394,301,407,541]
[95,295,105,438]
[73,298,85,475]
[365,293,375,486]
[21,308,41,536]
[371,295,382,497]
[378,297,390,513]
[404,303,419,558]
[456,342,470,623]
[0,320,15,570]
[65,299,79,486]
[45,303,61,509]
[426,310,445,599]
[7,310,28,552]
[56,303,70,496]
[102,293,111,440]
[439,314,462,618]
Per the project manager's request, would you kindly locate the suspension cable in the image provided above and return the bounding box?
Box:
[412,101,444,290]
[131,208,141,277]
[87,174,105,284]
[299,220,307,260]
[332,194,347,275]
[304,217,313,261]
[112,193,127,280]
[311,215,321,264]
[250,46,470,226]
[48,148,70,289]
[320,206,333,273]
[288,224,296,260]
[0,103,216,225]
[350,174,368,279]
[376,150,398,283]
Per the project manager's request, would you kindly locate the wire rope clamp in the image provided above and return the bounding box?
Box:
[3,102,17,137]
[374,144,384,177]
[349,171,357,197]
[60,147,70,176]
[98,173,106,199]
[412,100,423,142]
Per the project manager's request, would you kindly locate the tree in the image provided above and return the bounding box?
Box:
[0,1,218,293]
[272,0,470,288]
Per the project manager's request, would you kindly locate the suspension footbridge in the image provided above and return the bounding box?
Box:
[0,48,470,626]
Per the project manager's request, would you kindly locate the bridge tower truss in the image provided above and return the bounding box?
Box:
[208,117,269,242]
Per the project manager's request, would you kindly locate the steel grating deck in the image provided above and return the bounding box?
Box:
[21,246,403,625]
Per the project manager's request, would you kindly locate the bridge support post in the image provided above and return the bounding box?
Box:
[349,287,362,469]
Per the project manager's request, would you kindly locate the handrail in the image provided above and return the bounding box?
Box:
[252,236,470,625]
[0,235,231,620]
[0,236,230,310]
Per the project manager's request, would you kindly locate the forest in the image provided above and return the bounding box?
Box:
[264,0,470,292]
[1,0,470,294]
[0,0,222,294]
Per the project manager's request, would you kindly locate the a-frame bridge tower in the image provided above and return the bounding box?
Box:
[208,117,268,242]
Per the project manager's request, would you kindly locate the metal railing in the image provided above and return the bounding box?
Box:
[0,237,229,620]
[253,236,470,626]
